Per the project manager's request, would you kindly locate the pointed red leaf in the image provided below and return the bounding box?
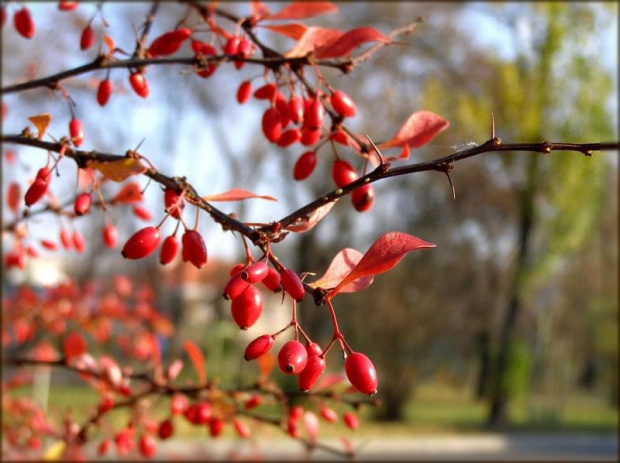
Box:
[183,341,207,385]
[202,188,277,202]
[285,26,343,58]
[257,351,275,381]
[315,373,346,391]
[110,182,143,204]
[379,111,449,149]
[309,248,373,293]
[285,200,337,233]
[266,2,337,21]
[314,27,390,59]
[329,232,435,297]
[261,23,308,41]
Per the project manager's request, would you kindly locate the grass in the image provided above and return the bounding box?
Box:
[6,376,617,440]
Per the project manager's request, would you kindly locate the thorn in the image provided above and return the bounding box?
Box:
[443,169,456,201]
[365,134,385,166]
[491,112,495,139]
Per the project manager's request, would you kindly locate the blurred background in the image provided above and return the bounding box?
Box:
[2,1,618,458]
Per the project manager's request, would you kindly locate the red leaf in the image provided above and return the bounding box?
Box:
[285,200,337,233]
[202,188,277,202]
[110,182,143,204]
[266,2,337,21]
[257,352,275,381]
[183,341,207,385]
[379,111,450,149]
[261,23,308,41]
[314,27,390,59]
[302,411,320,443]
[7,182,21,214]
[329,232,435,297]
[309,248,373,293]
[315,373,346,391]
[285,26,343,58]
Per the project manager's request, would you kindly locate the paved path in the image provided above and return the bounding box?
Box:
[115,433,617,461]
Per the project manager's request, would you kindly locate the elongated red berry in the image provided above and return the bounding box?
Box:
[244,334,274,360]
[121,226,161,259]
[133,205,152,221]
[345,352,378,395]
[138,434,156,458]
[293,151,317,181]
[278,340,308,375]
[14,7,34,39]
[182,230,207,269]
[298,355,326,392]
[224,36,240,55]
[237,80,252,104]
[234,419,250,438]
[80,25,95,50]
[277,128,301,147]
[241,261,269,283]
[231,285,263,330]
[303,99,324,130]
[24,178,48,207]
[73,230,85,253]
[235,37,253,69]
[97,79,113,106]
[330,90,357,118]
[275,93,291,128]
[74,192,92,216]
[280,269,305,301]
[69,118,84,146]
[343,412,359,429]
[40,239,58,251]
[261,267,282,292]
[158,419,174,440]
[191,41,218,77]
[254,83,277,100]
[63,332,87,359]
[229,262,246,276]
[164,188,184,219]
[209,418,224,437]
[300,127,321,146]
[60,228,72,249]
[159,235,178,265]
[103,223,118,248]
[332,160,358,187]
[245,395,261,410]
[288,96,304,124]
[223,273,250,300]
[306,342,322,357]
[129,72,149,98]
[58,1,79,11]
[351,184,374,212]
[262,107,282,143]
[320,407,338,422]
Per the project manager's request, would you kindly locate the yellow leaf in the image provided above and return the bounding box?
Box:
[28,113,52,139]
[42,441,66,461]
[88,159,147,182]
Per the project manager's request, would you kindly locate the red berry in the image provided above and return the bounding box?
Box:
[129,72,149,98]
[229,262,246,276]
[241,261,269,283]
[275,93,291,128]
[183,402,211,425]
[98,439,110,456]
[330,90,357,117]
[231,285,263,330]
[223,272,251,300]
[233,419,250,438]
[103,223,118,248]
[330,129,350,146]
[14,7,34,39]
[237,80,252,104]
[235,37,253,69]
[320,407,338,423]
[138,434,157,458]
[280,269,305,301]
[60,228,72,249]
[121,226,161,259]
[158,419,174,440]
[164,188,184,219]
[278,340,308,375]
[345,352,378,395]
[170,394,188,415]
[132,205,152,221]
[262,107,282,143]
[298,355,326,392]
[287,418,300,438]
[209,418,224,437]
[306,342,322,357]
[244,334,274,361]
[261,267,282,292]
[288,96,304,124]
[293,151,317,181]
[300,127,321,146]
[191,41,218,77]
[303,99,325,130]
[63,332,87,359]
[245,395,261,410]
[159,235,178,265]
[253,83,277,100]
[289,405,304,422]
[58,1,79,11]
[224,36,240,55]
[24,178,48,207]
[40,239,58,251]
[73,192,92,216]
[73,230,85,253]
[69,118,84,147]
[343,412,359,429]
[332,160,358,188]
[182,230,207,269]
[97,79,113,106]
[80,25,95,50]
[351,184,375,212]
[277,128,301,147]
